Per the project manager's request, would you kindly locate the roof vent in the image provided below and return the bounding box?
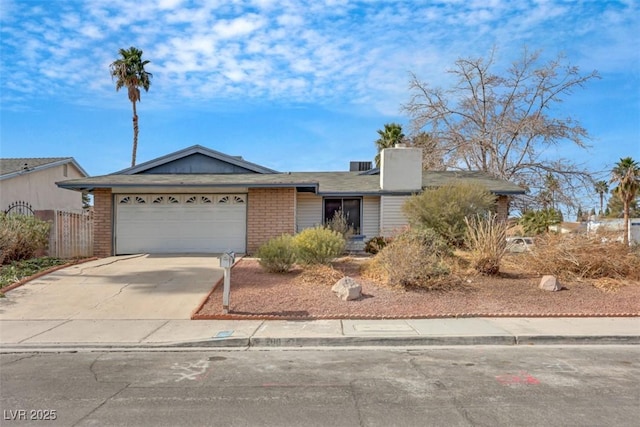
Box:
[350,161,372,172]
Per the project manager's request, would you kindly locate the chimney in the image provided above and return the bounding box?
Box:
[380,146,422,191]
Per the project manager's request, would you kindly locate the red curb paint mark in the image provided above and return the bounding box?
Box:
[496,371,540,386]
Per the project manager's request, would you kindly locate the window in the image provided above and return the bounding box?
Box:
[324,198,361,234]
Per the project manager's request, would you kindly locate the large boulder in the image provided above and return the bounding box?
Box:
[539,275,562,292]
[332,276,362,301]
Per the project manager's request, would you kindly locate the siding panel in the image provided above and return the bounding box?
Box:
[380,195,410,236]
[296,193,323,232]
[362,196,380,239]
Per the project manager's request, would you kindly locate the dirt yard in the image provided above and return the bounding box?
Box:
[193,255,640,320]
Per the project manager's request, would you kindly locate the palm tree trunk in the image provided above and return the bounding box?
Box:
[599,194,603,217]
[131,100,138,167]
[623,200,630,246]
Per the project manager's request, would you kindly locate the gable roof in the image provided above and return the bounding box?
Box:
[114,145,278,175]
[57,170,525,196]
[0,157,89,181]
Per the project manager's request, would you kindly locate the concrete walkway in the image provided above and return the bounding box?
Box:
[1,317,638,350]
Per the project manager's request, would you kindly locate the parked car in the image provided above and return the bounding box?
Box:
[506,237,534,253]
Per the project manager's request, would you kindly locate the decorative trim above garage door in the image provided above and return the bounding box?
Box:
[117,194,246,205]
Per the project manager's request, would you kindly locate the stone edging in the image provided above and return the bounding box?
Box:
[0,257,98,294]
[192,312,640,321]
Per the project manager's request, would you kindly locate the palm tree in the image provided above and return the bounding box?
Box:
[374,123,405,167]
[594,180,609,217]
[544,173,559,210]
[110,47,153,167]
[610,157,640,245]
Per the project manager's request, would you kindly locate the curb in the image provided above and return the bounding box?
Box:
[515,335,640,345]
[247,335,517,347]
[2,334,638,352]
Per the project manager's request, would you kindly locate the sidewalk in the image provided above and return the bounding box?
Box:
[1,317,638,351]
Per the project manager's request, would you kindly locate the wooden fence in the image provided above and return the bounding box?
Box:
[37,210,94,258]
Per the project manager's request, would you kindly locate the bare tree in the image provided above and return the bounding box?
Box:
[403,47,600,213]
[407,131,446,170]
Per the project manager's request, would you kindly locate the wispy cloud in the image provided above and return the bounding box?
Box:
[0,0,638,115]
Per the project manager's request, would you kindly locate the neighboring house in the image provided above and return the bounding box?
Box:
[549,222,587,234]
[587,218,640,244]
[57,145,525,257]
[1,157,89,213]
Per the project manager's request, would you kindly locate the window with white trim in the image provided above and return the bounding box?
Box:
[323,198,361,234]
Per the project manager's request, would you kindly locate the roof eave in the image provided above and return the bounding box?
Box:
[1,158,88,181]
[57,181,320,192]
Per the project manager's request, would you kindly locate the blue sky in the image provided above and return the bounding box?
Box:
[1,0,639,199]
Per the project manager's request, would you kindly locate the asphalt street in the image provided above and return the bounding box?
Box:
[1,346,639,426]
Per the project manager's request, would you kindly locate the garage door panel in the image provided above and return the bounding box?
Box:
[115,194,246,254]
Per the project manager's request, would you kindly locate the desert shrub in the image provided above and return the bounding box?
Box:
[359,256,389,284]
[524,232,640,281]
[464,214,508,275]
[0,214,51,264]
[376,227,453,290]
[364,236,392,254]
[297,264,344,286]
[326,208,355,240]
[255,234,297,273]
[403,183,496,247]
[292,226,345,265]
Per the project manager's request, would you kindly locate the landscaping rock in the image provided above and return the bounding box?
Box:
[539,275,562,292]
[332,277,362,301]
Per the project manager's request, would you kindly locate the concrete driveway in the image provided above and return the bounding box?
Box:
[0,255,224,320]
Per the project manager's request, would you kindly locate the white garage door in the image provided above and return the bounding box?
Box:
[115,194,246,254]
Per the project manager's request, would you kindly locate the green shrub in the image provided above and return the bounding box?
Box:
[403,183,496,247]
[519,208,562,235]
[255,234,297,273]
[292,226,345,265]
[0,214,51,264]
[377,227,452,289]
[464,214,507,275]
[0,257,66,288]
[364,236,392,254]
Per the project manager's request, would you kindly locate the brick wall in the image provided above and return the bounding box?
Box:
[247,188,295,254]
[496,195,509,221]
[93,188,113,257]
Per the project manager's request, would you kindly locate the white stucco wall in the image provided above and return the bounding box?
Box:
[1,164,85,212]
[380,147,422,191]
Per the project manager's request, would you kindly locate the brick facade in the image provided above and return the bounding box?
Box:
[496,195,510,221]
[93,188,113,257]
[247,187,296,254]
